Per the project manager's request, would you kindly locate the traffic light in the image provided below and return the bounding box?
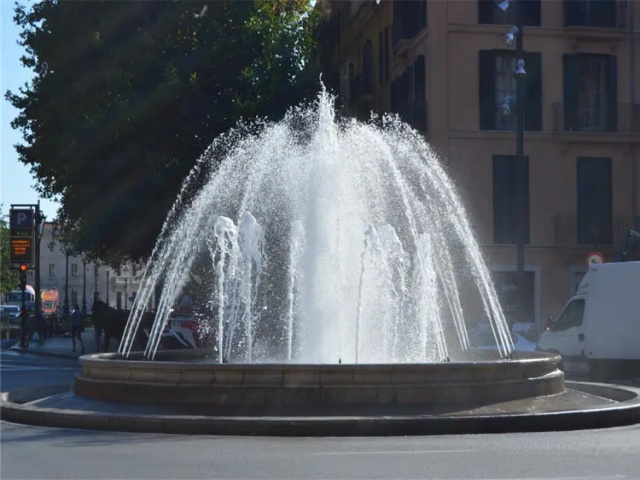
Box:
[18,264,27,292]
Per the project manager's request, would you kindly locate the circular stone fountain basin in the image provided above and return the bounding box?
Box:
[74,350,565,416]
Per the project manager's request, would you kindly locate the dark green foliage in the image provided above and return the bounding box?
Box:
[6,0,319,264]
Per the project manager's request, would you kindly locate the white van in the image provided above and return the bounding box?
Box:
[537,261,640,381]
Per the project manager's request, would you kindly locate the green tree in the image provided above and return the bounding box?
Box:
[6,0,319,264]
[1,218,20,296]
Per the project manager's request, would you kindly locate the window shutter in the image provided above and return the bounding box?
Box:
[577,157,613,244]
[522,0,541,26]
[478,0,493,24]
[524,52,542,131]
[564,0,584,26]
[606,55,618,132]
[378,32,383,84]
[493,155,529,244]
[479,50,496,130]
[563,54,580,131]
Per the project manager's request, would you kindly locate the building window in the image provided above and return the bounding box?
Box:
[563,54,617,132]
[577,157,612,244]
[392,0,427,46]
[362,39,373,95]
[494,53,517,130]
[479,50,542,131]
[378,32,384,85]
[478,0,541,26]
[116,291,122,310]
[71,264,78,277]
[48,264,55,277]
[390,55,426,131]
[378,29,390,85]
[493,155,530,244]
[383,27,390,81]
[71,290,78,306]
[564,0,617,28]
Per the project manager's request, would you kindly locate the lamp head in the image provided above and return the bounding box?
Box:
[515,59,527,77]
[497,0,510,12]
[501,95,512,116]
[502,26,519,47]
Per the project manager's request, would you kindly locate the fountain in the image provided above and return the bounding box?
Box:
[73,87,566,414]
[119,87,514,364]
[3,88,639,435]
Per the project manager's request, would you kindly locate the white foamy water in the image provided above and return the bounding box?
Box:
[120,88,514,363]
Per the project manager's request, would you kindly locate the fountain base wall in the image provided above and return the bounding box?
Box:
[74,351,565,415]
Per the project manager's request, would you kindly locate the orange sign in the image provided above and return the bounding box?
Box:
[11,238,33,265]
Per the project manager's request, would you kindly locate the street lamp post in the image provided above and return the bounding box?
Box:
[514,1,527,324]
[82,259,87,315]
[106,269,110,306]
[63,248,70,317]
[497,0,527,323]
[94,263,99,304]
[34,202,46,319]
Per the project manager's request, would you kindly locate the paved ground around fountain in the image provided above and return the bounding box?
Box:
[26,387,616,416]
[2,381,639,436]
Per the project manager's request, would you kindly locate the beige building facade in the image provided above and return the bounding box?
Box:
[32,223,143,312]
[319,0,640,328]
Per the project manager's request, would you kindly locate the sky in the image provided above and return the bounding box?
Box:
[1,1,60,221]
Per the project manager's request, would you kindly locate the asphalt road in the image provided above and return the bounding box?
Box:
[2,352,640,480]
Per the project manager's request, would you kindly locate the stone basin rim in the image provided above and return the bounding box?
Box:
[81,350,561,369]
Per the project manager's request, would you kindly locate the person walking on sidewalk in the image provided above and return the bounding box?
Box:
[71,304,85,355]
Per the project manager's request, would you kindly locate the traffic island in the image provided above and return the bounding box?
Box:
[1,350,640,436]
[1,381,640,436]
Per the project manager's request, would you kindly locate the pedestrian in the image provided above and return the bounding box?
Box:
[71,304,85,355]
[94,315,103,353]
[36,310,47,344]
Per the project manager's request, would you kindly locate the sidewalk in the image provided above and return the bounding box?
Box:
[9,328,118,359]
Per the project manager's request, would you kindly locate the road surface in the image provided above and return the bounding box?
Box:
[2,352,640,480]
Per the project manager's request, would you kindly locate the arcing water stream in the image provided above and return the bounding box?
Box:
[119,88,513,363]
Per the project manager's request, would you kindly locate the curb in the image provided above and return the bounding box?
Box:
[2,382,640,436]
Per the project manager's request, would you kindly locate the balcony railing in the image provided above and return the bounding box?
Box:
[552,103,640,134]
[553,215,639,247]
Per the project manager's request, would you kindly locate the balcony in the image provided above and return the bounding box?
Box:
[553,215,640,248]
[552,103,640,141]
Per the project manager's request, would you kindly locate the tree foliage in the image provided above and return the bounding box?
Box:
[6,0,319,264]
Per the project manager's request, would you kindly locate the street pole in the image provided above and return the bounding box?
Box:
[64,250,70,316]
[34,201,42,319]
[94,263,99,304]
[515,0,526,323]
[82,260,87,315]
[20,287,26,348]
[106,269,110,306]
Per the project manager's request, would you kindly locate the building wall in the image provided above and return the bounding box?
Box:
[34,223,143,312]
[321,0,640,328]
